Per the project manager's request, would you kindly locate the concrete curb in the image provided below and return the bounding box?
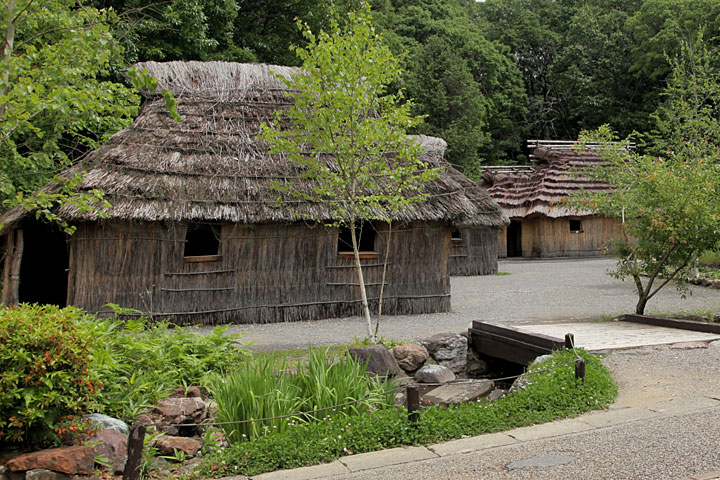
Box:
[241,394,720,480]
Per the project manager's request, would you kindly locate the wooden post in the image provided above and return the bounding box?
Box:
[575,358,586,385]
[123,423,146,480]
[564,333,574,350]
[2,229,23,305]
[406,384,420,422]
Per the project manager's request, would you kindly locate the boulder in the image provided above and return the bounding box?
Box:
[510,374,533,393]
[6,446,98,475]
[86,428,127,474]
[711,280,720,289]
[422,380,494,405]
[391,344,429,372]
[414,364,455,384]
[465,350,489,377]
[419,333,468,373]
[487,388,508,401]
[82,413,129,436]
[168,386,202,398]
[23,469,74,480]
[348,345,401,377]
[154,436,202,459]
[154,397,209,435]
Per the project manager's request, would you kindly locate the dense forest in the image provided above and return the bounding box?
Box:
[1,0,719,210]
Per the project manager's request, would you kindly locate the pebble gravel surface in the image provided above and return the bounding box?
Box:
[206,257,720,351]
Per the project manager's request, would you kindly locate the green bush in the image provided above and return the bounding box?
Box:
[211,348,395,443]
[85,316,249,422]
[0,305,102,446]
[198,349,616,477]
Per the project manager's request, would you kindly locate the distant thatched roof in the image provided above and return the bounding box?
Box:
[483,145,612,219]
[0,61,507,232]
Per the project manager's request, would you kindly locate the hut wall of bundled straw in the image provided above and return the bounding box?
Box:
[62,219,450,324]
[448,226,498,275]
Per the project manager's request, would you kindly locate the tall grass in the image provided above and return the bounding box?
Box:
[210,348,395,443]
[699,248,720,267]
[211,356,302,443]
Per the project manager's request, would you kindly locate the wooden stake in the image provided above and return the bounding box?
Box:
[407,385,420,422]
[123,423,146,480]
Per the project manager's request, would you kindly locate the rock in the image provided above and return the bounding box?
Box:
[414,364,455,384]
[169,386,202,398]
[487,388,508,401]
[711,280,720,289]
[422,380,494,405]
[419,333,468,373]
[82,414,129,436]
[86,428,127,474]
[465,350,489,376]
[348,345,401,377]
[391,344,429,372]
[154,397,209,435]
[0,465,23,480]
[510,374,532,393]
[154,436,202,459]
[24,469,71,480]
[392,373,415,387]
[6,446,97,475]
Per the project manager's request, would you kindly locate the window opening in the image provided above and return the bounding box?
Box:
[451,229,462,243]
[569,219,582,233]
[338,221,376,253]
[184,223,220,258]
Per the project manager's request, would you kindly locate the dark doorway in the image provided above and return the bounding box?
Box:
[18,221,69,306]
[507,220,522,257]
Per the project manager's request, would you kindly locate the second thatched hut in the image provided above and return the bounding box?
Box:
[483,140,622,258]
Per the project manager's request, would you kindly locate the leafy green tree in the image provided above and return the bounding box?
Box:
[0,0,141,228]
[373,0,527,171]
[571,38,720,315]
[261,5,436,341]
[93,0,245,62]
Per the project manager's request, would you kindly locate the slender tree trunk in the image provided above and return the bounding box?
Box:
[635,296,648,315]
[374,221,392,339]
[350,220,374,343]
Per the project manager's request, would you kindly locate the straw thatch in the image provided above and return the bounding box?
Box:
[0,61,507,322]
[0,61,506,231]
[483,145,611,219]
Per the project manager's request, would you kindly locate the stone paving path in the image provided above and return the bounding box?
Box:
[516,321,720,351]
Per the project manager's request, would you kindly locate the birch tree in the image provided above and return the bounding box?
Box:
[261,4,437,341]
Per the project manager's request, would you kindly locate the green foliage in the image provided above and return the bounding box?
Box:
[210,348,394,444]
[570,36,720,314]
[261,4,438,340]
[0,305,102,446]
[699,249,720,267]
[0,0,140,216]
[374,0,528,170]
[86,316,249,423]
[198,349,615,477]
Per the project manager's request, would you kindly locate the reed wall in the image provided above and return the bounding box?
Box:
[448,226,499,276]
[67,219,451,324]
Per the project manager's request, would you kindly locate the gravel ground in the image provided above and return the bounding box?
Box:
[203,257,720,351]
[323,342,720,480]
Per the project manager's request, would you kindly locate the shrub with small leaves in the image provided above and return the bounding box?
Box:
[0,304,102,446]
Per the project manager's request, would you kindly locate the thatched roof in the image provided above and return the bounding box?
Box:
[0,61,507,232]
[483,145,612,219]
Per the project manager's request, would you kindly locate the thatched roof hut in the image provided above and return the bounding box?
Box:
[1,61,506,323]
[483,140,622,258]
